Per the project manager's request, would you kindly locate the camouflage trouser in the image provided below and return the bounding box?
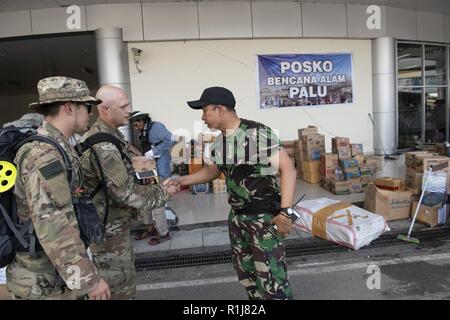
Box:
[91,226,136,300]
[6,254,83,300]
[228,210,294,300]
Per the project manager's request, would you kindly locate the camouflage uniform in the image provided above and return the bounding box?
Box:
[7,122,100,299]
[211,118,293,300]
[79,119,168,300]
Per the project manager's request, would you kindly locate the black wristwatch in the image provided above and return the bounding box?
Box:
[279,207,297,223]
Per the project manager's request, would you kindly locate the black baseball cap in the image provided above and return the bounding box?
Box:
[187,86,236,109]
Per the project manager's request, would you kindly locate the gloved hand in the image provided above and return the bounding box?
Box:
[144,149,154,160]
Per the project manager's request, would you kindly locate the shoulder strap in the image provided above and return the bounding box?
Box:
[11,135,73,257]
[80,132,128,229]
[20,135,73,182]
[82,133,128,159]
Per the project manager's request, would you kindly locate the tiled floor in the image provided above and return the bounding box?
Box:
[167,155,406,227]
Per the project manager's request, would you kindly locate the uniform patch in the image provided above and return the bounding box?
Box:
[39,160,65,180]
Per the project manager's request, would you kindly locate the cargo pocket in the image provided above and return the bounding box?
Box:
[28,274,62,299]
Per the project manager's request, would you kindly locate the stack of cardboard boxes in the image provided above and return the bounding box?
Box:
[294,126,325,184]
[404,151,450,227]
[404,151,450,192]
[282,140,296,169]
[320,137,378,194]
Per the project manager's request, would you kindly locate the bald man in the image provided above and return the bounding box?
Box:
[79,85,171,299]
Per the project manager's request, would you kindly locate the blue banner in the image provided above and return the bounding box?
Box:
[257,53,353,109]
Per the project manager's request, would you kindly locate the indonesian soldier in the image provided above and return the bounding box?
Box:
[79,85,174,299]
[173,87,297,300]
[6,77,111,300]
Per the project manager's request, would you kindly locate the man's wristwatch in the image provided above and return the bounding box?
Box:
[279,207,297,223]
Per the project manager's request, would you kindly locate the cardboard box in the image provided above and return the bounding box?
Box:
[352,155,365,167]
[364,183,413,221]
[302,161,320,184]
[294,140,303,152]
[361,175,374,185]
[415,156,450,172]
[360,166,375,177]
[302,134,325,148]
[302,148,324,161]
[302,160,320,172]
[405,151,430,168]
[411,202,448,227]
[436,143,449,156]
[282,140,295,149]
[332,137,350,152]
[320,153,338,168]
[374,177,404,191]
[339,159,359,170]
[343,168,361,180]
[336,146,352,160]
[351,143,363,156]
[298,126,318,138]
[296,168,303,179]
[329,180,350,195]
[188,159,203,174]
[350,178,364,193]
[405,171,423,190]
[295,150,305,163]
[421,144,438,152]
[364,156,384,170]
[319,165,336,179]
[303,171,320,184]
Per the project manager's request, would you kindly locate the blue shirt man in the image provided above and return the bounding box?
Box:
[130,111,175,179]
[129,111,176,244]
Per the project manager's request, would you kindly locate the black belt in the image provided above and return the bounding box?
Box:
[232,200,281,215]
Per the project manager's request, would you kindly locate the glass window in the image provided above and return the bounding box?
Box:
[425,45,447,86]
[398,88,422,149]
[397,43,422,87]
[425,87,447,143]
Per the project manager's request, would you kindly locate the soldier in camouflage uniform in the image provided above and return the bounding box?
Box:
[79,85,173,299]
[7,77,111,300]
[175,87,297,300]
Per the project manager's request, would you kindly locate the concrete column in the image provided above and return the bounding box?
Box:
[372,36,396,155]
[95,27,132,142]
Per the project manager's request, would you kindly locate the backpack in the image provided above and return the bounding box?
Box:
[79,133,133,231]
[0,125,38,267]
[0,125,103,268]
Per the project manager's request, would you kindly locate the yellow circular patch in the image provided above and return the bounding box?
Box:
[0,160,17,193]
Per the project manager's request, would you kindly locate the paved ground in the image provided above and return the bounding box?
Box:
[135,237,450,300]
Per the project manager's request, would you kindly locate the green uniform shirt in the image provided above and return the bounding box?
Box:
[211,118,281,214]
